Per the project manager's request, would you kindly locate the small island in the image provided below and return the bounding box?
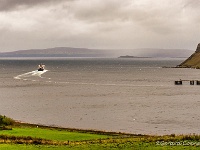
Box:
[118,55,150,58]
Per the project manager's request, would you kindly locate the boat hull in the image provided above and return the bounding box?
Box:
[38,68,44,71]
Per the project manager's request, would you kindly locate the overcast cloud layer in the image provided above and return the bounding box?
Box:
[0,0,200,52]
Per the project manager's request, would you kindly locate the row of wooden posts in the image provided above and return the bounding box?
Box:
[174,80,200,85]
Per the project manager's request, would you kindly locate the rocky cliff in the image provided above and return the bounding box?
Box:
[178,43,200,68]
[196,43,200,52]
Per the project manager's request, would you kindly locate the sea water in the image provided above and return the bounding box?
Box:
[0,57,200,135]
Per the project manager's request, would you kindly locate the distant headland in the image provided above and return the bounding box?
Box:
[177,43,200,69]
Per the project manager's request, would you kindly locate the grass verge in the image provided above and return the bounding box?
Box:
[0,116,200,149]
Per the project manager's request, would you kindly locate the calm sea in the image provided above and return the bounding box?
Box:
[0,57,200,135]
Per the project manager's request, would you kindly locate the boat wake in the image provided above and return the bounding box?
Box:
[14,70,48,80]
[14,70,167,87]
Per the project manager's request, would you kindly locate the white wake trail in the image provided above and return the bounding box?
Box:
[14,70,48,80]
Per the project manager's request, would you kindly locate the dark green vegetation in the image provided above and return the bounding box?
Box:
[0,115,14,130]
[0,115,200,149]
[178,43,200,68]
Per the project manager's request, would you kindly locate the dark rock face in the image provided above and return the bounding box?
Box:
[195,43,200,52]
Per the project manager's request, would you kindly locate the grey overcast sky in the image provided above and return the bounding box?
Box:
[0,0,200,52]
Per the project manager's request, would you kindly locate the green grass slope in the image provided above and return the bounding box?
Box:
[178,43,200,68]
[0,127,110,141]
[1,116,200,149]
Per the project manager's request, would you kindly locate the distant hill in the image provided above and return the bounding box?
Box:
[0,47,114,57]
[0,47,193,58]
[178,43,200,68]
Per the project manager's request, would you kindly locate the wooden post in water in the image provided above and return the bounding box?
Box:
[196,80,200,85]
[174,81,182,85]
[190,80,194,85]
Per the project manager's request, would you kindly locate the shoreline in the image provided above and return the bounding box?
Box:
[14,121,145,137]
[14,121,199,137]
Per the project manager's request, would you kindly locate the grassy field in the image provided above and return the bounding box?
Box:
[0,126,110,141]
[1,125,200,150]
[0,116,200,149]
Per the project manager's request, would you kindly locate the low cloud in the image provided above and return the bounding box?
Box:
[0,0,200,51]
